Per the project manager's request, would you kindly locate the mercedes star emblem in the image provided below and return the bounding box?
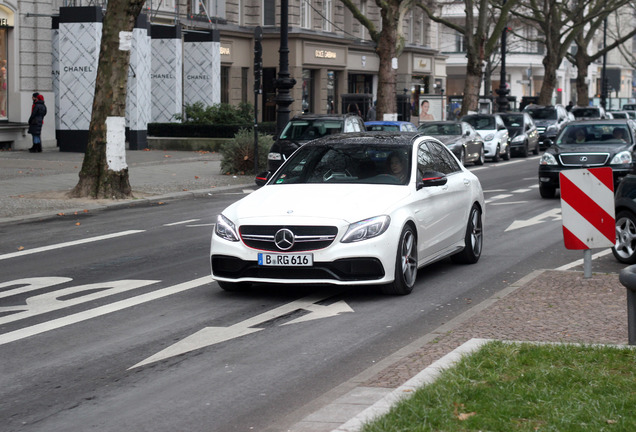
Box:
[274,228,295,251]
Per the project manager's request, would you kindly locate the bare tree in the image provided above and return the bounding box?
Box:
[339,0,413,120]
[510,0,631,106]
[69,0,146,199]
[567,6,636,106]
[418,0,518,116]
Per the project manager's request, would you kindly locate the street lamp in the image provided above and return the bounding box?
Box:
[496,12,510,112]
[274,0,296,136]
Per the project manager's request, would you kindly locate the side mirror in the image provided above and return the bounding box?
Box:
[464,130,470,136]
[417,171,448,190]
[255,171,272,187]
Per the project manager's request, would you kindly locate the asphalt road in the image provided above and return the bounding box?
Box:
[0,155,622,432]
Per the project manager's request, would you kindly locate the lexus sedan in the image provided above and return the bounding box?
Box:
[211,132,485,295]
[538,119,636,198]
[417,121,485,165]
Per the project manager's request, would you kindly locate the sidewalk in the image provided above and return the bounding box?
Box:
[0,148,630,432]
[0,148,254,223]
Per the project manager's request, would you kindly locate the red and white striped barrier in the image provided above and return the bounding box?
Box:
[559,167,615,250]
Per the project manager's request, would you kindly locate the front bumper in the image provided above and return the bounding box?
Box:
[210,225,401,286]
[538,165,631,190]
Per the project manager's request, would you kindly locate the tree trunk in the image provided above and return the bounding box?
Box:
[375,2,399,119]
[574,47,591,106]
[538,48,561,106]
[460,49,484,116]
[69,0,145,199]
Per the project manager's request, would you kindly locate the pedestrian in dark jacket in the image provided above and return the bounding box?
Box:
[28,92,46,152]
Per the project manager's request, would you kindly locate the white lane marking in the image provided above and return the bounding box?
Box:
[0,279,159,325]
[485,194,512,204]
[512,188,531,193]
[163,219,199,226]
[0,277,72,299]
[0,276,211,346]
[0,230,145,261]
[131,291,353,369]
[489,201,528,206]
[556,249,613,270]
[186,223,215,227]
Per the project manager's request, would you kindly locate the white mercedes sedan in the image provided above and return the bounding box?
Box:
[210,132,485,295]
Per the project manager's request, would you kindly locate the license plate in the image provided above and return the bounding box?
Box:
[258,253,313,266]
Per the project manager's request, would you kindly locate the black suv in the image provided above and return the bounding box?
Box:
[523,104,569,149]
[538,119,636,199]
[267,113,366,172]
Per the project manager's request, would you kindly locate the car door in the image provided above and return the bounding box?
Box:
[412,139,471,262]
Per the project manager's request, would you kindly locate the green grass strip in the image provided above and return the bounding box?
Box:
[362,341,636,431]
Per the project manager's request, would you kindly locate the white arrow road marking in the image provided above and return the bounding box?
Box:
[130,291,354,369]
[0,230,145,261]
[0,279,159,325]
[0,277,210,346]
[505,208,562,232]
[163,219,200,226]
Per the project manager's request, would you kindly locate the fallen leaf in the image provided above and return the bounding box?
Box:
[194,176,199,179]
[57,213,65,216]
[607,420,617,424]
[83,210,89,213]
[158,202,165,205]
[75,222,81,226]
[17,246,24,251]
[182,188,189,191]
[457,412,476,421]
[143,148,151,151]
[164,155,172,158]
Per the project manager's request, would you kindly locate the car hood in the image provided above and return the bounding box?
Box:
[433,135,463,146]
[223,184,411,224]
[507,127,522,138]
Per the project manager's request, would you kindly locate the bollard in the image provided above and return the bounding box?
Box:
[618,265,636,345]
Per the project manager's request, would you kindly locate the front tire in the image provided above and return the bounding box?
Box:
[502,143,511,160]
[491,145,500,162]
[613,210,636,264]
[539,184,556,199]
[520,141,529,158]
[451,205,483,264]
[475,145,485,165]
[381,225,417,295]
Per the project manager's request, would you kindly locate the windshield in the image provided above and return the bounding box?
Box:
[556,124,632,145]
[270,143,412,185]
[279,119,344,141]
[524,108,556,120]
[367,124,400,132]
[571,108,601,118]
[462,116,495,130]
[501,115,523,127]
[418,123,462,135]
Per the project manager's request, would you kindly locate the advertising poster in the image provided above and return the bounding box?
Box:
[418,97,443,124]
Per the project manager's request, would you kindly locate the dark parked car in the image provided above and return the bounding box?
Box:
[523,104,569,149]
[570,106,607,120]
[417,121,485,165]
[365,120,417,132]
[538,119,636,198]
[613,173,636,263]
[499,112,540,157]
[266,113,366,172]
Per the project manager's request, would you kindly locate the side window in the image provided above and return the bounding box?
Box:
[417,140,460,176]
[344,118,353,132]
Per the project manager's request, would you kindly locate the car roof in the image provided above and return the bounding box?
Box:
[562,119,632,125]
[365,121,413,125]
[303,131,418,146]
[290,113,360,121]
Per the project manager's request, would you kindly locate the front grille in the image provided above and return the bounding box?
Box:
[559,153,609,167]
[211,255,385,281]
[240,225,338,252]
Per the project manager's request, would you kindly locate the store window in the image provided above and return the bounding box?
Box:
[327,70,337,113]
[0,28,6,119]
[302,69,313,113]
[221,66,229,104]
[348,74,372,94]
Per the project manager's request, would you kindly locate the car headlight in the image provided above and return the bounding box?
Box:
[268,152,282,161]
[539,153,558,165]
[483,133,494,141]
[215,214,240,242]
[610,151,632,165]
[341,216,391,243]
[511,135,525,143]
